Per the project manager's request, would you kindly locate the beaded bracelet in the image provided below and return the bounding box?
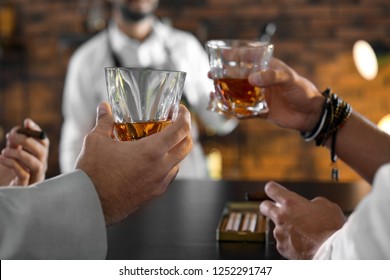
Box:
[301,88,352,181]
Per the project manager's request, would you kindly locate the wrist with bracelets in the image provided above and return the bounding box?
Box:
[301,88,353,181]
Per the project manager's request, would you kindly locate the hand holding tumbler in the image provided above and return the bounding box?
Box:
[206,40,273,118]
[105,67,186,141]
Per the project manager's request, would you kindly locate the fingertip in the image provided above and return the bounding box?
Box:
[264,181,287,202]
[264,181,277,192]
[92,102,116,138]
[259,200,271,216]
[178,104,189,114]
[207,71,215,80]
[177,105,191,128]
[259,200,266,213]
[248,72,261,86]
[23,118,31,128]
[25,118,40,130]
[97,102,111,118]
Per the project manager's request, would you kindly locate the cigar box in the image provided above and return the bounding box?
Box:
[216,202,266,242]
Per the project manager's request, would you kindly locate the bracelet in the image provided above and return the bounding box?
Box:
[315,91,352,147]
[301,88,353,181]
[301,89,330,142]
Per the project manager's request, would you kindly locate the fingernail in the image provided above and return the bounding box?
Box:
[97,103,108,117]
[248,72,263,85]
[24,119,30,127]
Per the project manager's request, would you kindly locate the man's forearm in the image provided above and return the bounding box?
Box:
[327,111,390,183]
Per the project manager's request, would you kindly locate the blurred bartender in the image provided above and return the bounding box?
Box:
[60,0,237,178]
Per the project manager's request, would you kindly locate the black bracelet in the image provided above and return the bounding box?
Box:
[301,88,352,181]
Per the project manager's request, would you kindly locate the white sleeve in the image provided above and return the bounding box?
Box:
[0,170,107,259]
[314,163,390,259]
[59,53,98,173]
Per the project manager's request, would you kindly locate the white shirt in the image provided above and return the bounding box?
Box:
[314,162,390,259]
[60,18,237,178]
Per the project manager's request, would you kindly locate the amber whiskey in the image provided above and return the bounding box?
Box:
[113,120,172,141]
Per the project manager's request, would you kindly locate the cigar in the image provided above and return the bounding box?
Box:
[225,212,242,231]
[256,214,266,233]
[241,212,251,231]
[225,212,236,231]
[232,212,242,231]
[245,191,268,201]
[248,213,257,232]
[16,127,47,140]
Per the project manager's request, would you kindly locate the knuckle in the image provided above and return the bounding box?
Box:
[274,213,286,225]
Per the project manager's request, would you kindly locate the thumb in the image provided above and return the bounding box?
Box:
[24,118,41,130]
[249,58,293,87]
[93,102,114,137]
[249,69,292,87]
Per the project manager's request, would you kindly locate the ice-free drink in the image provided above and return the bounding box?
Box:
[206,39,273,118]
[114,120,172,141]
[214,78,266,117]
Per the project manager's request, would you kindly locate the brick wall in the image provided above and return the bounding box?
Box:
[1,0,389,182]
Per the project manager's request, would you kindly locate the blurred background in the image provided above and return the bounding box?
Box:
[1,0,389,182]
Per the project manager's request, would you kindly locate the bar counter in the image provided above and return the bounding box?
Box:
[106,179,370,260]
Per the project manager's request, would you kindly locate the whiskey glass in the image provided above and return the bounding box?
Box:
[206,39,274,118]
[105,67,186,141]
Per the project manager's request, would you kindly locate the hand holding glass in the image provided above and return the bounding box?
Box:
[206,40,274,118]
[105,67,186,141]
